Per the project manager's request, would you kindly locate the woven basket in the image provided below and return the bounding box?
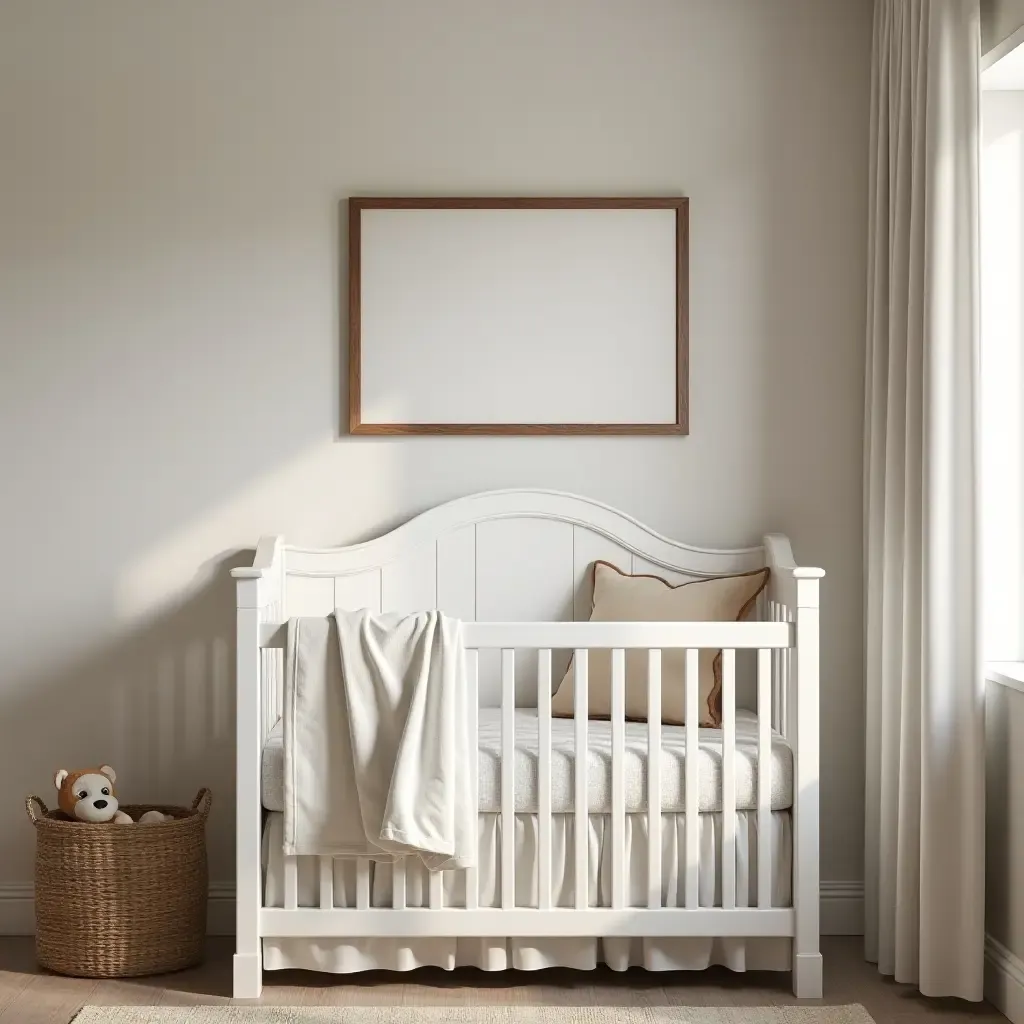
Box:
[26,788,211,978]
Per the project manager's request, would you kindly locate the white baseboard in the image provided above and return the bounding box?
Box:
[0,885,34,936]
[986,933,1024,1024]
[1,881,864,938]
[819,880,864,936]
[206,884,237,936]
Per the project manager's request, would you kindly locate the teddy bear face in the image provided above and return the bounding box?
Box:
[68,773,118,822]
[55,766,122,823]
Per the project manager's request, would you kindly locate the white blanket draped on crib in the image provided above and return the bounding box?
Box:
[282,610,475,869]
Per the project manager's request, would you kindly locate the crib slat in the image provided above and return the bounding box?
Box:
[770,601,780,731]
[574,650,589,910]
[782,610,790,741]
[774,613,780,734]
[647,649,662,910]
[538,648,553,911]
[722,649,737,910]
[273,629,281,728]
[784,609,793,737]
[465,649,480,910]
[782,606,790,737]
[429,870,443,910]
[284,854,298,910]
[757,646,773,909]
[501,648,515,910]
[611,648,626,909]
[356,858,371,911]
[684,648,699,909]
[261,648,272,744]
[319,856,334,909]
[392,858,407,910]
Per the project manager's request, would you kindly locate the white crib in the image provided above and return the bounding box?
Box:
[232,490,823,998]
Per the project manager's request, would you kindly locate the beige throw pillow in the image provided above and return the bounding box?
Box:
[550,561,770,727]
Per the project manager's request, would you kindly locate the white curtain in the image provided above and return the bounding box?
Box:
[864,0,984,1001]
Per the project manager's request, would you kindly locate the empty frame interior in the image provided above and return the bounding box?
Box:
[348,198,688,435]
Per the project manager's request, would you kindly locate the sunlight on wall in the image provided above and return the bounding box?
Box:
[110,439,408,882]
[115,439,403,623]
[981,123,1024,660]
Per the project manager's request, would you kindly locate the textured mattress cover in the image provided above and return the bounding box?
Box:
[262,708,793,814]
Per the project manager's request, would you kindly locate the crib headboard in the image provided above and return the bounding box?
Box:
[236,490,799,706]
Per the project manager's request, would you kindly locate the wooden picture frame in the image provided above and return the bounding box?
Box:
[347,197,689,435]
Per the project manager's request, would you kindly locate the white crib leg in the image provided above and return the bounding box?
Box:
[793,953,824,1000]
[234,951,263,1000]
[791,570,823,999]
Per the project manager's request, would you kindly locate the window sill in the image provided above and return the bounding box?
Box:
[988,661,1024,694]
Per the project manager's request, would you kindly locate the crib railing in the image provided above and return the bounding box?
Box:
[235,571,822,997]
[254,619,804,921]
[453,621,789,915]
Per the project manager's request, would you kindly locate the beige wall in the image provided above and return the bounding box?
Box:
[984,0,1024,55]
[0,0,872,905]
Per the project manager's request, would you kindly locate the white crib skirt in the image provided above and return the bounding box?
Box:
[262,810,793,973]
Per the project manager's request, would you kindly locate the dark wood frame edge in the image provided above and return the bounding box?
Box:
[347,198,362,434]
[346,196,690,437]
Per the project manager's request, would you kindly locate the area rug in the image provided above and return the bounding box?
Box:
[72,1006,875,1023]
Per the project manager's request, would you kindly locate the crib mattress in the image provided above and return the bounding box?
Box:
[261,708,793,814]
[261,808,793,973]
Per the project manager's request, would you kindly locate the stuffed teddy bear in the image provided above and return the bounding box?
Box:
[53,765,170,824]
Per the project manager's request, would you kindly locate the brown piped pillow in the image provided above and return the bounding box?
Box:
[550,561,770,727]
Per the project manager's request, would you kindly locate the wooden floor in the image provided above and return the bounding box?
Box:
[0,936,1005,1023]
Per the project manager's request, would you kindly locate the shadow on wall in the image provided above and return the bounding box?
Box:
[747,10,869,884]
[1,550,250,887]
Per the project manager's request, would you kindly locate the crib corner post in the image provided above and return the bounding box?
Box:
[792,567,824,999]
[233,579,264,997]
[231,538,281,1000]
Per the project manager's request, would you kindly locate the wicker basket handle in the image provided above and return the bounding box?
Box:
[191,788,212,820]
[25,795,49,825]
